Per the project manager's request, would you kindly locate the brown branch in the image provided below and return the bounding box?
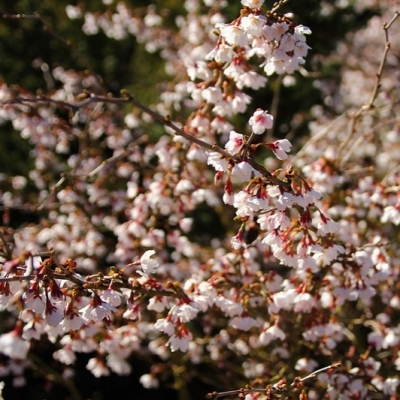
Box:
[206,362,341,399]
[339,115,400,166]
[0,251,180,298]
[357,12,398,110]
[292,113,347,164]
[365,10,399,109]
[36,175,66,211]
[0,270,180,298]
[1,92,292,191]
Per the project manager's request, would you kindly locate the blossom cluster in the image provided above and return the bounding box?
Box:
[213,4,311,76]
[0,1,399,399]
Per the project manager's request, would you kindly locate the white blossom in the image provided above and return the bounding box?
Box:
[0,331,29,359]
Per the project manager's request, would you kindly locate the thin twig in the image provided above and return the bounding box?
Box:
[291,113,347,164]
[271,0,290,14]
[365,10,399,109]
[37,176,66,211]
[296,363,341,385]
[0,269,180,298]
[207,362,341,399]
[336,10,400,167]
[382,166,400,183]
[36,134,148,211]
[1,92,292,191]
[339,116,400,166]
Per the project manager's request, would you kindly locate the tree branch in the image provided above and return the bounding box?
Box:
[206,362,341,399]
[1,91,292,191]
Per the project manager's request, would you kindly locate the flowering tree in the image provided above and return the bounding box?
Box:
[0,0,400,399]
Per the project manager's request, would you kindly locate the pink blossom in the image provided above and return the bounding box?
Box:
[207,151,229,171]
[86,357,110,377]
[0,330,29,359]
[106,354,131,375]
[248,110,273,134]
[154,318,175,335]
[147,296,170,312]
[236,71,267,90]
[61,314,86,331]
[231,315,257,331]
[215,296,243,317]
[22,317,44,340]
[382,377,400,395]
[258,211,290,230]
[206,43,236,63]
[271,289,297,311]
[140,250,159,275]
[24,292,46,314]
[140,374,160,389]
[81,296,117,322]
[320,291,334,308]
[168,330,193,352]
[101,288,122,307]
[317,215,339,235]
[259,324,286,345]
[240,14,266,36]
[231,92,252,113]
[53,348,77,365]
[45,302,65,326]
[210,116,234,134]
[218,24,248,47]
[201,87,223,104]
[275,191,296,210]
[267,139,292,160]
[231,161,255,182]
[225,130,244,155]
[293,292,315,313]
[295,357,318,373]
[381,205,400,225]
[241,0,265,9]
[171,303,199,323]
[197,282,217,302]
[1,0,399,393]
[231,233,245,250]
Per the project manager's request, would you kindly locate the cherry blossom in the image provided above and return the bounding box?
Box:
[225,131,244,155]
[139,250,159,275]
[0,1,399,399]
[267,139,293,160]
[248,109,274,134]
[0,328,30,360]
[241,0,264,9]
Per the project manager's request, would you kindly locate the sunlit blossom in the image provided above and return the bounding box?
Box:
[0,331,29,360]
[248,109,273,134]
[267,139,292,160]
